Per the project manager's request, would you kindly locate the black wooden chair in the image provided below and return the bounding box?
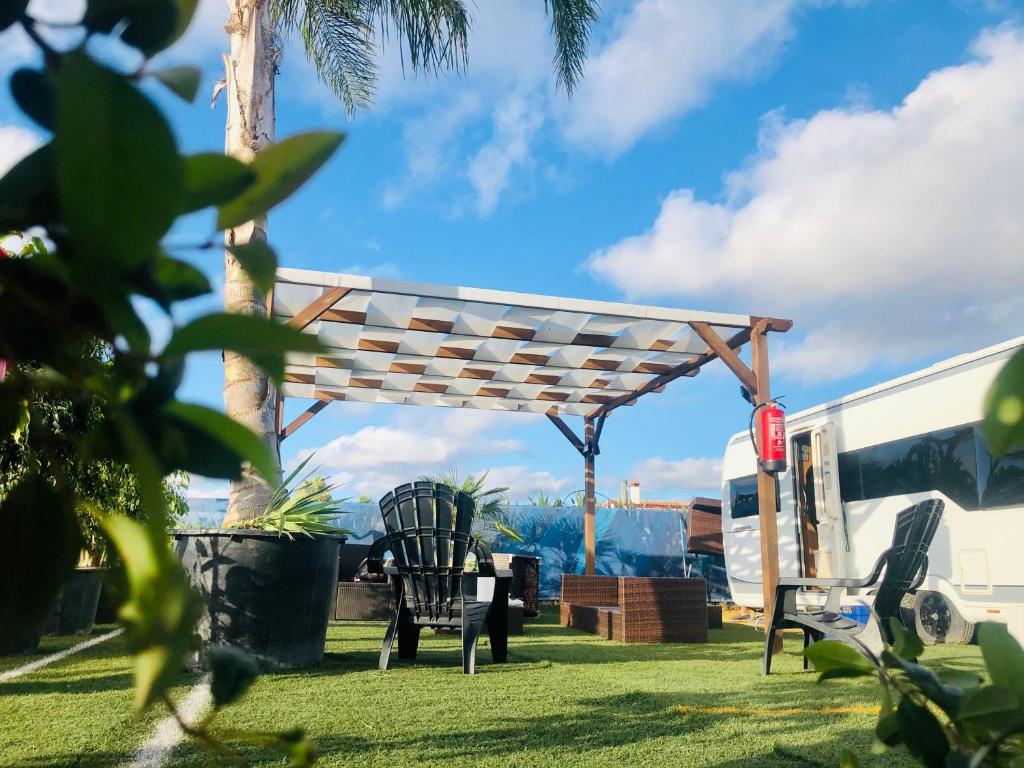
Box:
[377,482,511,674]
[763,498,944,675]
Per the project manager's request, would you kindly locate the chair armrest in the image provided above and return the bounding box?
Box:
[472,539,497,576]
[909,555,929,592]
[777,547,892,591]
[778,576,871,588]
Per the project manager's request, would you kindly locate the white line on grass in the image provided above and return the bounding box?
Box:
[129,677,212,768]
[0,628,124,683]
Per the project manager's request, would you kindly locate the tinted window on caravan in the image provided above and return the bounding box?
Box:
[729,474,780,519]
[980,446,1024,508]
[836,423,1024,510]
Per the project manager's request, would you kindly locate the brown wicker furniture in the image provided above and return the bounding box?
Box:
[560,575,708,643]
[686,497,723,556]
[333,582,394,621]
[494,553,541,617]
[707,604,723,629]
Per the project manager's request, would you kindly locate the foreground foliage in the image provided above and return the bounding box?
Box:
[0,0,343,762]
[806,620,1024,767]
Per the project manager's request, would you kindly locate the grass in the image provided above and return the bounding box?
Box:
[0,609,985,767]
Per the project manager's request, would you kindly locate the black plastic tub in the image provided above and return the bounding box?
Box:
[52,568,105,635]
[172,530,343,669]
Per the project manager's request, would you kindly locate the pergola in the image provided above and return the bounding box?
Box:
[270,267,792,628]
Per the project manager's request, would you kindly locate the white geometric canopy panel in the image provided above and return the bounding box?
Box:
[274,268,769,418]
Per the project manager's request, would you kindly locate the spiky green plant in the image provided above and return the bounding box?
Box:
[421,468,522,542]
[230,455,353,539]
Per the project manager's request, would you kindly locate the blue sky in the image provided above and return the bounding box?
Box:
[2,0,1022,503]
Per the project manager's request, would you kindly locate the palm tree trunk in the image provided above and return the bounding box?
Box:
[222,0,281,525]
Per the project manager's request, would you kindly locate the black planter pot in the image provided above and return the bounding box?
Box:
[0,626,43,656]
[51,568,106,636]
[173,530,343,669]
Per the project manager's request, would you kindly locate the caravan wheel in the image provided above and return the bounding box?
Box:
[913,591,974,646]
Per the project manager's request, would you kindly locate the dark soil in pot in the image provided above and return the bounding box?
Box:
[173,529,343,669]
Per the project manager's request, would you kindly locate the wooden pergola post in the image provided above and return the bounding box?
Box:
[751,321,783,653]
[691,318,785,653]
[584,415,596,575]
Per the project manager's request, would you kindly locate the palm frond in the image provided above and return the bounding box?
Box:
[273,0,469,116]
[227,452,352,538]
[420,467,520,540]
[544,0,598,95]
[274,0,377,115]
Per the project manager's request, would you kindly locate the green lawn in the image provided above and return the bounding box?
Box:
[1,609,985,767]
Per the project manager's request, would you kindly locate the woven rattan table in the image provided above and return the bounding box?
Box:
[559,575,708,643]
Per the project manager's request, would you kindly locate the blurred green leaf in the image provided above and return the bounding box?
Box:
[209,646,259,708]
[10,68,54,129]
[805,640,875,679]
[875,710,901,746]
[984,348,1024,457]
[228,240,277,294]
[183,153,256,213]
[101,513,199,712]
[83,0,197,56]
[55,52,183,266]
[958,685,1022,733]
[889,616,924,660]
[163,313,323,383]
[0,471,81,652]
[151,66,201,103]
[280,731,318,767]
[165,402,277,486]
[937,669,983,694]
[897,697,949,768]
[147,254,212,308]
[882,650,964,717]
[0,143,56,230]
[980,622,1024,698]
[0,0,28,33]
[216,132,345,230]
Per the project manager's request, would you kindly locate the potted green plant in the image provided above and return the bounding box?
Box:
[174,456,351,668]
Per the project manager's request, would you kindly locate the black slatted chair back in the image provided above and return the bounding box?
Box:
[874,499,944,620]
[379,482,476,623]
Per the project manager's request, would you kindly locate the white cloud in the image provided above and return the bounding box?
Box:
[299,409,540,497]
[467,93,544,215]
[485,465,574,501]
[587,27,1024,382]
[560,0,799,154]
[183,474,231,499]
[628,456,723,494]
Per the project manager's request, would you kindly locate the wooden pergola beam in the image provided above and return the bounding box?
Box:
[690,321,757,393]
[547,413,586,456]
[279,398,330,441]
[587,327,753,418]
[288,286,351,331]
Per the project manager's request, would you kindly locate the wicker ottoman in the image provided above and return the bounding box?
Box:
[333,582,394,621]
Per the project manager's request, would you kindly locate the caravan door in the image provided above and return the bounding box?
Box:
[792,423,848,578]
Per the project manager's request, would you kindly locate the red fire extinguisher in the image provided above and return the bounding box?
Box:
[747,396,787,474]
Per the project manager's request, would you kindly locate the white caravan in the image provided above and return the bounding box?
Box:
[721,336,1024,645]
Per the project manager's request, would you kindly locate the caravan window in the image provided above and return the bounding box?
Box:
[837,422,1024,510]
[979,446,1024,508]
[729,474,781,519]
